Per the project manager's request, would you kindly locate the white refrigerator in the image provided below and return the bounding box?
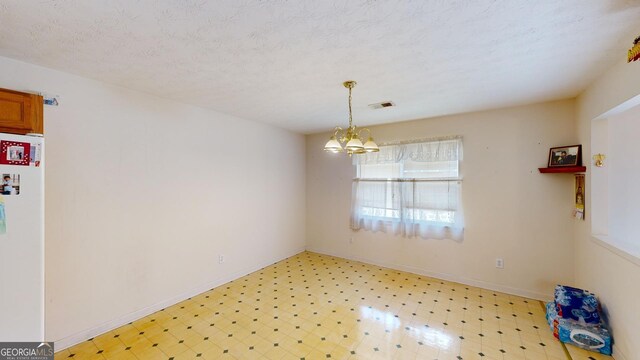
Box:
[0,133,44,341]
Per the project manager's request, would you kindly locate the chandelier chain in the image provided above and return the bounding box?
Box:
[348,85,353,128]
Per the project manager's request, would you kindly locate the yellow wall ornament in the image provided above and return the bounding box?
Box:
[628,35,640,62]
[593,153,606,167]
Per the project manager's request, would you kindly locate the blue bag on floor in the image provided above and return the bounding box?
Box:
[546,285,613,356]
[545,301,558,331]
[546,302,612,355]
[554,285,600,324]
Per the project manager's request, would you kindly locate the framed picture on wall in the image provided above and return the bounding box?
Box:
[548,145,581,167]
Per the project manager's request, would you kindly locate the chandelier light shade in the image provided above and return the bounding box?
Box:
[324,80,379,155]
[363,137,379,152]
[323,135,343,153]
[345,136,364,152]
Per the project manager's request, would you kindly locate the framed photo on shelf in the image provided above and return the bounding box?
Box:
[548,145,581,167]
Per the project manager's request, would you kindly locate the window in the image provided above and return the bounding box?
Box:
[351,137,464,241]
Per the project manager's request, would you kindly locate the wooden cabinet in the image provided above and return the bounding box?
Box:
[0,88,44,135]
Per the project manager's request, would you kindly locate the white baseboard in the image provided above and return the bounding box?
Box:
[306,247,550,301]
[54,247,306,351]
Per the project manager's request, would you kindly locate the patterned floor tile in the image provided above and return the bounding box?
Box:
[58,252,599,360]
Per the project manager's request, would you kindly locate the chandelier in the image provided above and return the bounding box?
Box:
[324,81,379,155]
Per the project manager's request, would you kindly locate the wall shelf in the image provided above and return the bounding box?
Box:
[538,166,586,173]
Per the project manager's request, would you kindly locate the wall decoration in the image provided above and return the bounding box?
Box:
[0,141,31,166]
[548,145,581,167]
[628,35,640,62]
[42,93,60,106]
[574,174,585,220]
[592,153,606,167]
[2,174,20,195]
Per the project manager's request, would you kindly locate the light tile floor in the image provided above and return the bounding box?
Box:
[565,344,614,360]
[55,252,614,360]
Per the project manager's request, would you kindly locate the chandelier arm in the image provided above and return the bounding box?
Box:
[333,126,346,143]
[358,127,372,139]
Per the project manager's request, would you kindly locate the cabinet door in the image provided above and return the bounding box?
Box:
[0,88,44,135]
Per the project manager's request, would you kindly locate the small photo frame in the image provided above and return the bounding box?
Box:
[8,146,24,161]
[0,141,31,166]
[2,174,20,195]
[548,145,581,167]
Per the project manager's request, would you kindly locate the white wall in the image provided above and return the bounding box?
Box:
[607,104,640,259]
[575,59,640,360]
[306,100,576,300]
[0,56,306,348]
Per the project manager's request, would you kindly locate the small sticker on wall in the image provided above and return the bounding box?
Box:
[2,174,20,195]
[0,141,31,166]
[43,93,60,106]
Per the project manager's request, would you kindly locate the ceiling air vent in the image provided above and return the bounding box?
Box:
[368,101,395,109]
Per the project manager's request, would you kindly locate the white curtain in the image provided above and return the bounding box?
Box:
[357,138,461,166]
[351,137,464,241]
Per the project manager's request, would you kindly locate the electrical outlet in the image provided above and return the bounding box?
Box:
[495,258,504,269]
[349,236,353,244]
[219,255,225,264]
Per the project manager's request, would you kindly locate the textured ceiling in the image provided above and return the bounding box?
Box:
[1,1,639,134]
